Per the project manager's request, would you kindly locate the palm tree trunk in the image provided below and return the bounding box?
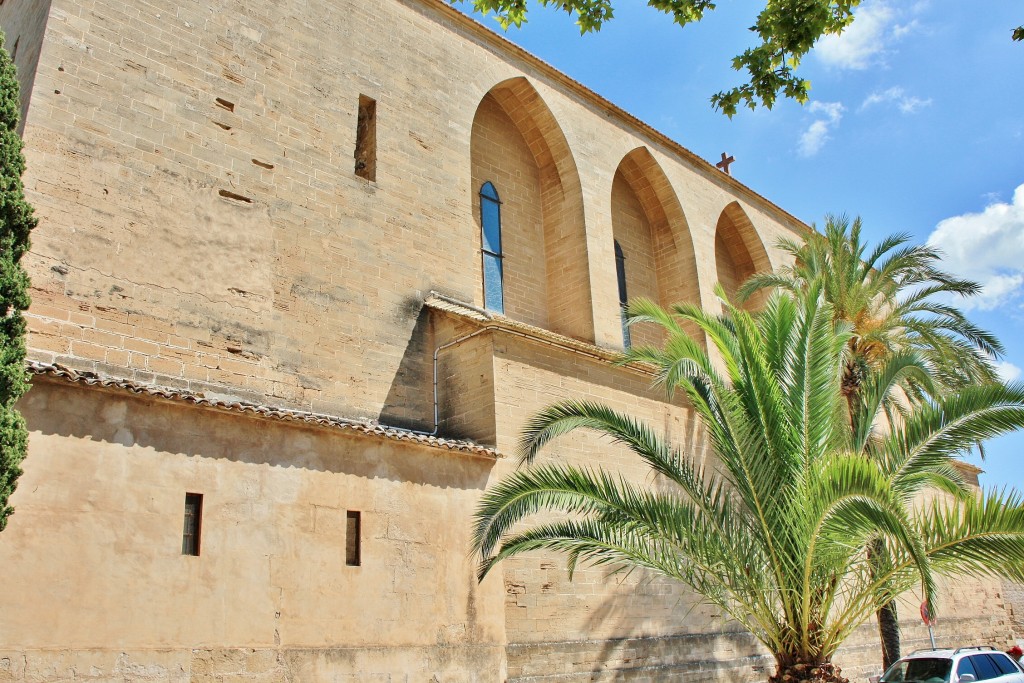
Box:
[770,660,848,683]
[848,365,902,672]
[877,600,901,671]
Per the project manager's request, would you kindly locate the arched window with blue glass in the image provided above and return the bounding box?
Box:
[479,181,504,313]
[614,240,630,348]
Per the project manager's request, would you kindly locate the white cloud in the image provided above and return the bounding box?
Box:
[860,86,932,114]
[926,184,1024,311]
[799,121,831,157]
[891,20,919,39]
[815,1,895,69]
[815,0,923,70]
[809,101,844,122]
[799,101,845,157]
[995,361,1022,384]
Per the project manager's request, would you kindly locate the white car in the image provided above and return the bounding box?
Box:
[874,647,1024,683]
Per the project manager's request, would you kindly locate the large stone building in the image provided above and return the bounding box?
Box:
[0,0,1017,681]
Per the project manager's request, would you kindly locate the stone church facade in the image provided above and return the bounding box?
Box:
[0,0,1016,680]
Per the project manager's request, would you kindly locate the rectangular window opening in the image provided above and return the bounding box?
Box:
[182,493,203,556]
[354,95,376,181]
[346,510,361,566]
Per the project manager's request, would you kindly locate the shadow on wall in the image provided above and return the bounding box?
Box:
[564,419,765,680]
[506,573,774,682]
[23,379,494,492]
[378,305,435,433]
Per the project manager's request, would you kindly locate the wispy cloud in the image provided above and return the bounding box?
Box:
[926,184,1024,311]
[799,101,845,157]
[814,0,920,70]
[860,86,933,113]
[891,20,919,38]
[995,360,1022,384]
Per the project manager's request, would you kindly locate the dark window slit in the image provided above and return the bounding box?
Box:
[218,189,252,203]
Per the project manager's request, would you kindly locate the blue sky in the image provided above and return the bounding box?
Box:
[454,0,1024,491]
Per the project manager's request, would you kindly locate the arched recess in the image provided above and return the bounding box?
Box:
[469,77,594,342]
[611,147,700,348]
[714,202,772,311]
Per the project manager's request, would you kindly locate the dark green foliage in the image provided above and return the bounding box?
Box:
[0,30,37,531]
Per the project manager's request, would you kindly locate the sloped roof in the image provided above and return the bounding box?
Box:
[28,360,499,459]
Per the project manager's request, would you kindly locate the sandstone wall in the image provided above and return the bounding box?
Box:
[0,380,505,681]
[8,0,807,425]
[1003,579,1024,640]
[0,0,51,130]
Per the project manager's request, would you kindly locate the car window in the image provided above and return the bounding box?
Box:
[958,658,978,680]
[986,654,1018,677]
[883,658,953,683]
[970,655,999,680]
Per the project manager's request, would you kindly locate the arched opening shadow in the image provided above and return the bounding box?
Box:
[470,77,594,342]
[714,201,771,312]
[612,147,703,349]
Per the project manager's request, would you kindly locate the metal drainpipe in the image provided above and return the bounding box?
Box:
[426,327,491,436]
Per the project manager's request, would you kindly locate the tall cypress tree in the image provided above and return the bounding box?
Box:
[0,30,38,531]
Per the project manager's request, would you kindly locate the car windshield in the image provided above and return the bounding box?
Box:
[881,658,953,683]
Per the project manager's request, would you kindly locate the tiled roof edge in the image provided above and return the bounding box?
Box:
[27,361,500,459]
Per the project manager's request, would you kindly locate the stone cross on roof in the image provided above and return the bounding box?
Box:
[715,152,735,175]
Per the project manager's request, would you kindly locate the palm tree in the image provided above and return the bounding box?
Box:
[737,216,1003,669]
[737,215,1001,404]
[473,292,1024,683]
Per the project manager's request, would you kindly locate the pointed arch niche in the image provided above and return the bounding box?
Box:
[610,147,700,348]
[469,77,594,342]
[714,202,772,311]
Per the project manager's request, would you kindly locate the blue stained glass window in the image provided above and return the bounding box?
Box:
[615,240,630,348]
[480,182,504,314]
[483,254,504,313]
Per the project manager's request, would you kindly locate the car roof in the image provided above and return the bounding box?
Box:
[904,649,957,660]
[904,647,1004,660]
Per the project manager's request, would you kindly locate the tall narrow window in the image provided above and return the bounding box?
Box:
[479,181,504,313]
[182,493,203,556]
[346,511,361,566]
[354,95,377,181]
[614,240,630,348]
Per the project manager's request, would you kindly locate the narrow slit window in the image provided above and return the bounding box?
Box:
[354,95,377,181]
[614,240,630,348]
[346,511,361,566]
[182,493,203,556]
[479,181,504,313]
